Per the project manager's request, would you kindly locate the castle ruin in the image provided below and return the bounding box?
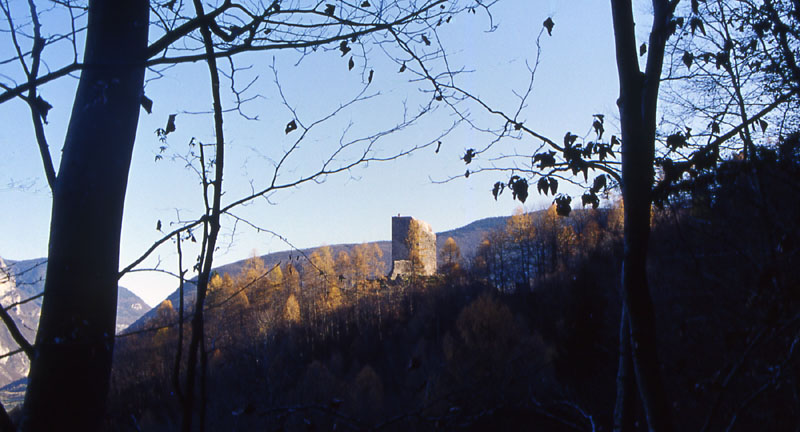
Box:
[389,216,437,279]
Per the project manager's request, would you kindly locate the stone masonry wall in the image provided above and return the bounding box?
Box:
[390,216,436,278]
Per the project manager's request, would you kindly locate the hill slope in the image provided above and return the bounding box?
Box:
[130,215,510,329]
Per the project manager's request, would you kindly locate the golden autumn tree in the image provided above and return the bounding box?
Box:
[439,237,462,274]
[505,208,536,288]
[283,294,301,325]
[352,243,384,290]
[334,250,355,291]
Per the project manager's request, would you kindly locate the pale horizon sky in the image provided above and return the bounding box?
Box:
[0,1,632,306]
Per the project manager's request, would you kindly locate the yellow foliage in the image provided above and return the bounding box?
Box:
[440,237,462,265]
[506,207,535,244]
[284,294,301,324]
[352,243,384,289]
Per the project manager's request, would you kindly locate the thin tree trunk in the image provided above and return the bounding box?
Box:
[182,0,226,429]
[609,0,674,430]
[20,1,149,430]
[614,303,636,432]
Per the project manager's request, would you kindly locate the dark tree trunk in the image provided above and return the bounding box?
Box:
[20,0,149,430]
[614,303,636,432]
[609,0,674,430]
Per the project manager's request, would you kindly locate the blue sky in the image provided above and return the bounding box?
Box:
[0,1,627,305]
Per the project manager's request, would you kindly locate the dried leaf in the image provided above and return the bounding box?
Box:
[285,119,297,134]
[682,51,694,69]
[543,17,554,36]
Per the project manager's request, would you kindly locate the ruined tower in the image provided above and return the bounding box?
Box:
[389,216,437,279]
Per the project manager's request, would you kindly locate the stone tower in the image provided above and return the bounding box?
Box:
[389,216,437,279]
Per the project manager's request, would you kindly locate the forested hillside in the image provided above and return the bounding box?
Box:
[105,140,800,430]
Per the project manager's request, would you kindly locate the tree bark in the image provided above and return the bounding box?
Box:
[609,0,674,430]
[614,303,636,432]
[20,0,149,430]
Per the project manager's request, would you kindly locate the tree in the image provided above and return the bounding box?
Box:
[351,243,384,290]
[439,236,462,274]
[0,0,490,429]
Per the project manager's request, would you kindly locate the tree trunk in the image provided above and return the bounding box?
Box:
[609,0,674,430]
[20,1,149,430]
[614,303,636,432]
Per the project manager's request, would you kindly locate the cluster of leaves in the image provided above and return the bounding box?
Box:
[481,114,619,215]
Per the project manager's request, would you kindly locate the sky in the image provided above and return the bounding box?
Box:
[0,0,631,306]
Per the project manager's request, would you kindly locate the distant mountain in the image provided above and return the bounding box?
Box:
[130,215,510,330]
[0,257,150,388]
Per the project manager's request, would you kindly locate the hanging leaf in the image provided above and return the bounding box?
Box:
[368,69,374,84]
[543,17,554,36]
[141,94,153,114]
[710,121,721,135]
[361,1,370,7]
[640,43,647,57]
[554,195,572,216]
[563,132,578,148]
[348,57,355,70]
[611,135,620,147]
[533,151,556,168]
[591,175,607,193]
[339,40,351,56]
[759,119,768,133]
[682,51,694,69]
[549,177,559,195]
[156,220,162,231]
[593,119,604,139]
[435,141,442,153]
[492,181,505,200]
[667,132,687,150]
[285,119,297,134]
[690,17,706,35]
[421,35,431,46]
[510,177,529,203]
[324,4,335,16]
[537,177,549,195]
[465,169,470,178]
[715,51,729,69]
[33,96,53,123]
[581,192,600,209]
[463,148,477,164]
